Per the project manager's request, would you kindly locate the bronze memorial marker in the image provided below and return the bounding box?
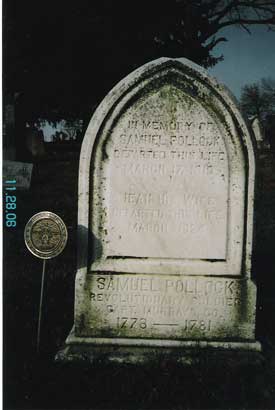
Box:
[25,211,68,352]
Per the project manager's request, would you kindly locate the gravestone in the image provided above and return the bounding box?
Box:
[26,126,45,157]
[251,116,270,150]
[3,160,33,190]
[3,98,16,160]
[58,58,260,362]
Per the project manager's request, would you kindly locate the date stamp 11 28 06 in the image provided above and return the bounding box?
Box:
[4,179,17,228]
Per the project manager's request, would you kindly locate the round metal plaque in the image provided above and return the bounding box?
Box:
[24,212,68,259]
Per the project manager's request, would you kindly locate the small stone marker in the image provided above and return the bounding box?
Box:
[26,127,45,157]
[3,100,16,160]
[58,58,260,362]
[24,212,68,352]
[251,116,269,150]
[3,161,33,190]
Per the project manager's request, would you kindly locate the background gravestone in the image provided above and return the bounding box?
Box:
[58,57,260,362]
[26,126,46,158]
[3,96,16,160]
[3,160,33,190]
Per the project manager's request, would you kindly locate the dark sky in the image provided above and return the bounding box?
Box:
[210,26,275,98]
[3,1,275,117]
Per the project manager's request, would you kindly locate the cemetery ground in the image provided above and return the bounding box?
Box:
[3,148,275,410]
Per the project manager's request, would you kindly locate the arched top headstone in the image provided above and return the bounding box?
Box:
[57,57,260,358]
[78,57,256,278]
[251,116,265,142]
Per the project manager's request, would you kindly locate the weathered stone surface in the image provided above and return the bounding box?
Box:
[3,160,33,190]
[3,101,16,160]
[74,274,256,341]
[56,345,263,366]
[26,127,45,157]
[59,57,259,361]
[104,92,228,261]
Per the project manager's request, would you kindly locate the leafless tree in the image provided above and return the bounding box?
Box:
[240,77,275,119]
[152,0,275,67]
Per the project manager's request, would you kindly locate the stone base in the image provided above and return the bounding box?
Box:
[55,328,261,365]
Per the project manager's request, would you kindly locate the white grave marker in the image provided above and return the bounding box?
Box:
[57,58,260,362]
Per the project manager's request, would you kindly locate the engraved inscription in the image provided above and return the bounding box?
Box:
[86,275,244,340]
[99,84,229,259]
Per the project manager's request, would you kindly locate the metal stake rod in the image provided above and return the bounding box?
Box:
[37,259,46,353]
